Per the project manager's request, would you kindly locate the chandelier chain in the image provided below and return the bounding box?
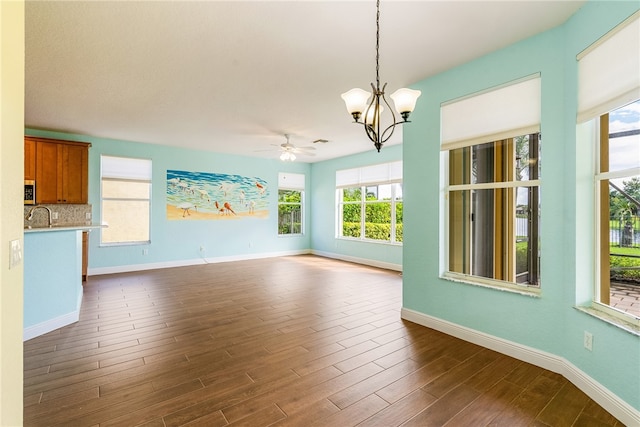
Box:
[375,0,380,91]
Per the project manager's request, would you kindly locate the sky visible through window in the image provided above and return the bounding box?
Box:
[609,100,640,173]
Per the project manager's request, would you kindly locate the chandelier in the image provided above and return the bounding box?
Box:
[341,0,421,152]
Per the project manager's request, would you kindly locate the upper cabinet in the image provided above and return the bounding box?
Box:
[24,137,36,181]
[25,136,91,204]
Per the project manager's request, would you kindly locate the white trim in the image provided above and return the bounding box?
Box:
[88,249,312,276]
[311,249,402,272]
[401,307,640,426]
[24,311,79,342]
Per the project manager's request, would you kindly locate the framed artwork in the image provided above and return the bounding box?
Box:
[166,169,269,220]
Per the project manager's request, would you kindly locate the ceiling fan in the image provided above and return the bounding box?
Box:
[260,134,316,161]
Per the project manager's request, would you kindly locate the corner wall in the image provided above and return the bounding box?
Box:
[310,144,403,270]
[402,0,639,420]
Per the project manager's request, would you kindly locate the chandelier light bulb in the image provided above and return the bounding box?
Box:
[390,88,422,120]
[341,88,371,122]
[364,103,384,126]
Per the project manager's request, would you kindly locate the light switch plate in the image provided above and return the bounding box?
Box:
[9,239,22,269]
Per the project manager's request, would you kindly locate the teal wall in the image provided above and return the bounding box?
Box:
[24,230,82,329]
[24,129,311,271]
[402,0,639,411]
[310,144,403,270]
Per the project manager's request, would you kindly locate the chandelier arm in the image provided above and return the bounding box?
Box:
[365,123,379,144]
[379,90,399,144]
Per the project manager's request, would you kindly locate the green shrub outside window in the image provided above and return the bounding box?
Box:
[339,183,402,243]
[278,189,302,235]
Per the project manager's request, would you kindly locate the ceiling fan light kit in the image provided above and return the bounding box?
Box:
[268,134,316,162]
[341,0,421,152]
[280,151,296,162]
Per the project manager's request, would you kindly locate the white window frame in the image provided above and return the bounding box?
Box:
[593,109,640,327]
[100,155,152,246]
[336,162,403,245]
[278,172,305,236]
[443,136,541,293]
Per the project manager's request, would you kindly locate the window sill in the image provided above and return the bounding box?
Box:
[442,272,541,298]
[99,240,150,248]
[336,236,403,246]
[575,304,640,337]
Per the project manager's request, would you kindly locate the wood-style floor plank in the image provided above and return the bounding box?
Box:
[23,255,622,426]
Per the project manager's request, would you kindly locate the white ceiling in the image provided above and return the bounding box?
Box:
[25,0,585,163]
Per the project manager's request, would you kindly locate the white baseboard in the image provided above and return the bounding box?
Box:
[311,249,402,272]
[88,249,312,276]
[24,311,79,342]
[401,308,640,426]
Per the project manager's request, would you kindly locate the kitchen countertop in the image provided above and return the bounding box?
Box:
[24,223,107,233]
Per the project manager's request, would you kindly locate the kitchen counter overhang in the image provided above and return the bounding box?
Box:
[24,223,106,233]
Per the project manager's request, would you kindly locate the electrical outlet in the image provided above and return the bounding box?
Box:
[52,212,59,220]
[142,248,148,255]
[86,212,92,220]
[584,331,593,351]
[199,245,205,252]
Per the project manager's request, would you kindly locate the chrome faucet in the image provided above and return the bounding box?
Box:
[26,205,53,227]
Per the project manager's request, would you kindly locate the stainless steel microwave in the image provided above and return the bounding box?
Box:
[24,180,35,205]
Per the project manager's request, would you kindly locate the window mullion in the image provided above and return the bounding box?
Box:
[360,186,366,239]
[390,185,396,243]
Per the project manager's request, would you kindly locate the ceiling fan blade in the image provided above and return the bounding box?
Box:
[294,146,316,152]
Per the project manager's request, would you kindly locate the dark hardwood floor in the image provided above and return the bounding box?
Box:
[24,255,623,426]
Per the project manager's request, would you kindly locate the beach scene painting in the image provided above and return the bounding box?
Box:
[166,169,269,220]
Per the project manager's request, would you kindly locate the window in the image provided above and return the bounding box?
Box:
[595,101,640,318]
[100,155,152,245]
[337,162,403,244]
[577,11,639,320]
[441,75,541,290]
[278,172,304,235]
[447,135,541,288]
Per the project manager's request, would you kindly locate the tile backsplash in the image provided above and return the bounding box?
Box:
[24,204,92,228]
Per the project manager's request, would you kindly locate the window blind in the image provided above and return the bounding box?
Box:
[440,74,541,151]
[278,172,305,190]
[577,11,640,123]
[101,155,152,181]
[336,161,402,188]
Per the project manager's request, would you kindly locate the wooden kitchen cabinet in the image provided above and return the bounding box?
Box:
[24,137,36,181]
[28,137,91,204]
[60,143,90,203]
